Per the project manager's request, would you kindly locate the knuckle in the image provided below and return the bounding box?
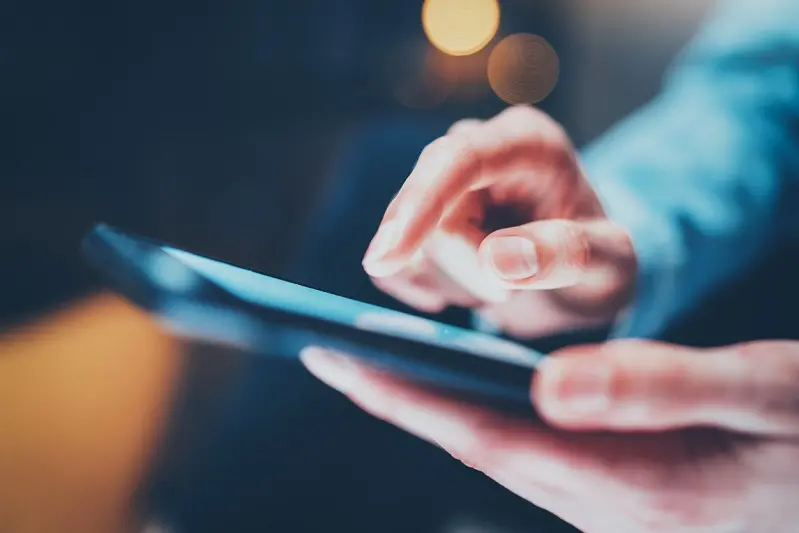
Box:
[502,105,568,143]
[421,134,480,176]
[370,276,403,299]
[539,120,570,148]
[557,220,591,270]
[405,249,428,274]
[421,190,449,222]
[500,103,547,124]
[498,108,575,177]
[544,120,570,145]
[371,275,396,293]
[418,136,446,160]
[550,144,579,179]
[372,273,412,294]
[737,341,799,415]
[446,132,481,170]
[447,118,482,135]
[424,134,464,158]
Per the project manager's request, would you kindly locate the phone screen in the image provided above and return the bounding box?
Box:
[162,247,543,369]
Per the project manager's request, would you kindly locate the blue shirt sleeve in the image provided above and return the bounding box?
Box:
[582,0,799,339]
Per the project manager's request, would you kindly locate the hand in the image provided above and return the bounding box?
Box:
[301,341,799,533]
[361,105,637,338]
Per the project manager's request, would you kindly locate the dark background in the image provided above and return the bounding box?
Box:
[2,1,797,532]
[0,0,566,327]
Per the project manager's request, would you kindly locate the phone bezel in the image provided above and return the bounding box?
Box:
[82,224,541,410]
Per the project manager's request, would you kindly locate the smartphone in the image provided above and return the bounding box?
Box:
[82,224,545,411]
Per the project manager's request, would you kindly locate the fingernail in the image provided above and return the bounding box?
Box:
[540,359,613,416]
[486,236,538,281]
[363,220,405,276]
[300,348,363,393]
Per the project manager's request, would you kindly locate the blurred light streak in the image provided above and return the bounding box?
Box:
[0,294,182,533]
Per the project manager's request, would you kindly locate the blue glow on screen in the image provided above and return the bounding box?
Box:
[163,247,542,368]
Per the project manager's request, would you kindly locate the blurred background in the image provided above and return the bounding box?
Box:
[0,0,718,327]
[3,1,796,532]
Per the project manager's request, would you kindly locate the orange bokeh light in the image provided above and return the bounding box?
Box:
[422,0,500,57]
[488,33,560,104]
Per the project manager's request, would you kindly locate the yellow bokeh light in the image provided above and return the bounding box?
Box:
[422,0,500,57]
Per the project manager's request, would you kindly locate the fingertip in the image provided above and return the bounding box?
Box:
[300,347,364,394]
[416,299,448,314]
[362,218,414,273]
[299,346,333,375]
[299,345,327,363]
[426,230,510,303]
[362,255,406,278]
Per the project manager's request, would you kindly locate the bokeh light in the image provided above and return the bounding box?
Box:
[422,0,500,57]
[385,41,455,109]
[487,33,560,104]
[387,42,493,109]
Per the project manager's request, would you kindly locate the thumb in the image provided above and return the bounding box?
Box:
[533,340,799,437]
[479,218,635,291]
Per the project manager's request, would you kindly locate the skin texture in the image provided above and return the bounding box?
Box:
[302,340,799,533]
[360,105,637,339]
[302,106,799,532]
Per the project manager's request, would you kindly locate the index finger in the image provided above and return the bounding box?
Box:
[362,106,576,278]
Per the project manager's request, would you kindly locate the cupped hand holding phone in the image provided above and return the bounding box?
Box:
[302,339,799,533]
[361,105,637,339]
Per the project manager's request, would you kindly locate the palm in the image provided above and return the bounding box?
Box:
[497,424,796,533]
[301,334,799,533]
